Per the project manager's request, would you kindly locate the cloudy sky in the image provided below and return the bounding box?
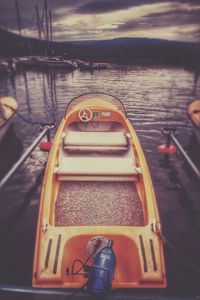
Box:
[0,0,200,42]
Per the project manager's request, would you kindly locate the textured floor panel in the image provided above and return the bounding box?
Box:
[55,181,144,226]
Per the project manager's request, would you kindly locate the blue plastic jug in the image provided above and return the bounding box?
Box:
[88,239,116,297]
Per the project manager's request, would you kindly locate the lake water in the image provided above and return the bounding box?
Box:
[0,64,200,299]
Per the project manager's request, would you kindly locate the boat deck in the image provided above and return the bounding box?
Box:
[55,181,144,226]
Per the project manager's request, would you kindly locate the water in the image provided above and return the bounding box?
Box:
[0,64,200,299]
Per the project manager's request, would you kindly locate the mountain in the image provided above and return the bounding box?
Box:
[67,37,200,66]
[0,29,200,67]
[0,29,77,57]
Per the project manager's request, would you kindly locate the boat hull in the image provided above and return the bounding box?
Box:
[16,57,76,70]
[188,99,200,146]
[0,97,18,144]
[33,93,166,290]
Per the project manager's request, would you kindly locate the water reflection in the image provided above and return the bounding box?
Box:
[8,73,17,100]
[0,124,23,180]
[0,167,44,241]
[160,150,200,234]
[186,133,200,169]
[193,70,200,97]
[22,71,31,114]
[47,71,58,124]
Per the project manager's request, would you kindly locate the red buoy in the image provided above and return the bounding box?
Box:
[158,144,177,154]
[39,141,52,152]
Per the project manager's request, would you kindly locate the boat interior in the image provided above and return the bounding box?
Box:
[54,119,145,227]
[57,121,141,179]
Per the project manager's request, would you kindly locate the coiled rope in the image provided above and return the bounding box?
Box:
[1,100,55,126]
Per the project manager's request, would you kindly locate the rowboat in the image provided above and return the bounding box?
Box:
[32,93,166,295]
[188,99,200,146]
[80,62,107,71]
[0,97,18,144]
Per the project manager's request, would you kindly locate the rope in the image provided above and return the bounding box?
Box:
[14,110,55,127]
[1,98,55,127]
[164,236,200,275]
[65,244,104,299]
[65,282,88,300]
[155,228,200,276]
[31,9,35,28]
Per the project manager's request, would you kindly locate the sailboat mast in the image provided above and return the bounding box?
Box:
[44,0,49,55]
[35,5,41,40]
[49,9,53,56]
[15,1,22,36]
[49,10,53,42]
[44,0,49,42]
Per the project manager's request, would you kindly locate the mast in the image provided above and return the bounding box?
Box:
[44,0,49,55]
[44,0,49,41]
[35,5,41,40]
[49,10,53,42]
[49,9,53,56]
[15,1,22,36]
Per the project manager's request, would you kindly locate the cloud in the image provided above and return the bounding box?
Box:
[75,0,162,14]
[75,0,200,14]
[101,7,200,33]
[189,29,200,39]
[0,0,200,42]
[147,7,200,24]
[145,7,200,30]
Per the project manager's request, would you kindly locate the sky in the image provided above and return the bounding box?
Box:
[0,0,200,42]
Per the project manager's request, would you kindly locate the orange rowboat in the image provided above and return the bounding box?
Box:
[188,99,200,146]
[32,93,166,293]
[0,97,18,143]
[188,99,200,129]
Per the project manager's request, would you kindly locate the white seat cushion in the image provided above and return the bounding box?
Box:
[63,131,128,152]
[56,157,140,176]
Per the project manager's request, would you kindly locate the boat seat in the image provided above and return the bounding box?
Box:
[63,131,128,152]
[56,157,141,182]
